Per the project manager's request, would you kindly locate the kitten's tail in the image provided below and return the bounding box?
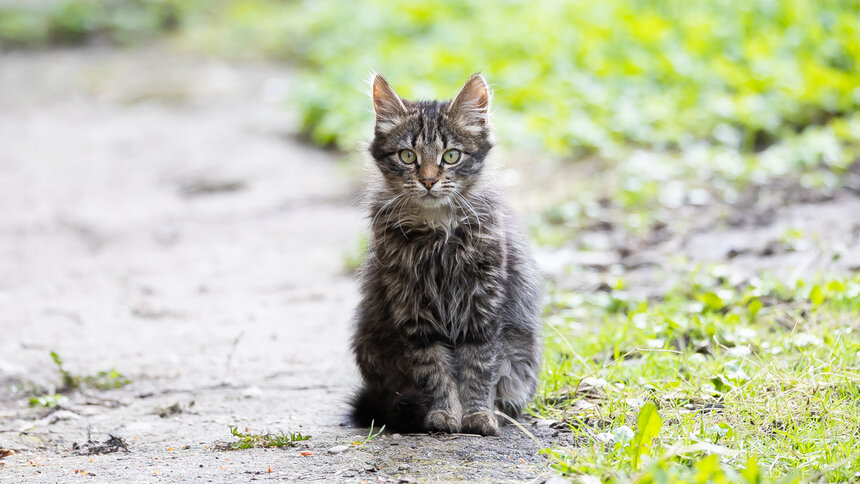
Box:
[350,386,427,432]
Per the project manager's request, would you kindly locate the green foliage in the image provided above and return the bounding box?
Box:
[537,272,860,482]
[7,1,860,183]
[629,401,661,470]
[50,351,132,391]
[352,420,385,447]
[0,0,194,47]
[343,234,369,273]
[225,426,310,450]
[50,351,76,390]
[28,393,68,408]
[185,0,860,158]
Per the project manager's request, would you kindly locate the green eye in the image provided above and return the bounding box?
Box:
[442,149,461,164]
[398,149,416,164]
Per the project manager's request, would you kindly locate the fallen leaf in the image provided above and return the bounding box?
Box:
[267,466,273,473]
[75,469,80,474]
[167,447,174,451]
[0,449,13,458]
[299,451,313,457]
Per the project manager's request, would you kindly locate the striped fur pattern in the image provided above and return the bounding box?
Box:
[350,74,542,436]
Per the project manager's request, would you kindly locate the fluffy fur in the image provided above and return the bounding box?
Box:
[350,73,542,436]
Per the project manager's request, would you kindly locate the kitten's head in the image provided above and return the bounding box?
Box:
[368,74,494,208]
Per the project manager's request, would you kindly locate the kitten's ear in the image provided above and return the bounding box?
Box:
[372,74,407,130]
[449,73,490,127]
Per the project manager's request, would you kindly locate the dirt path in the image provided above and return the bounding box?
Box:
[0,47,562,483]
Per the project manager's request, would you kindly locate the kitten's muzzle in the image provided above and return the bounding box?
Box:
[419,176,439,190]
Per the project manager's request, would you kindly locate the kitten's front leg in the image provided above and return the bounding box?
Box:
[404,335,462,433]
[457,336,502,436]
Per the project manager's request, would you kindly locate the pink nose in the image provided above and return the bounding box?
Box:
[420,177,438,190]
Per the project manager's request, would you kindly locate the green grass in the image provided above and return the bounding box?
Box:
[9,1,857,163]
[50,351,132,391]
[0,0,194,47]
[351,420,385,447]
[182,0,860,156]
[224,426,311,450]
[532,136,858,245]
[533,271,860,482]
[28,393,68,408]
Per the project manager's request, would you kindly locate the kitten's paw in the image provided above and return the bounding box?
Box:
[424,410,460,433]
[461,410,500,436]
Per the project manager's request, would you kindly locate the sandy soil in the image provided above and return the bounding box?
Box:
[1,46,858,483]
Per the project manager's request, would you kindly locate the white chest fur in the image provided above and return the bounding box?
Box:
[417,204,460,230]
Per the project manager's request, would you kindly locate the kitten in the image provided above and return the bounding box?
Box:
[350,73,542,436]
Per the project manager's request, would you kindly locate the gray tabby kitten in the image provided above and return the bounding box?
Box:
[350,73,542,436]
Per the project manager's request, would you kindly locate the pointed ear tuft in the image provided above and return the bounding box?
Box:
[449,73,491,126]
[372,74,406,129]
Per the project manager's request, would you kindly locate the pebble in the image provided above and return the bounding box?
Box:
[240,386,261,399]
[398,464,410,470]
[36,410,80,426]
[543,476,573,484]
[390,433,402,440]
[327,445,349,455]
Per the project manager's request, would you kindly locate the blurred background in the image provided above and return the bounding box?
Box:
[1,0,860,482]
[3,0,859,248]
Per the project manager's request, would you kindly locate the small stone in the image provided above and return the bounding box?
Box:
[37,410,80,426]
[240,386,261,399]
[390,433,402,440]
[543,476,573,484]
[327,445,349,455]
[398,464,410,470]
